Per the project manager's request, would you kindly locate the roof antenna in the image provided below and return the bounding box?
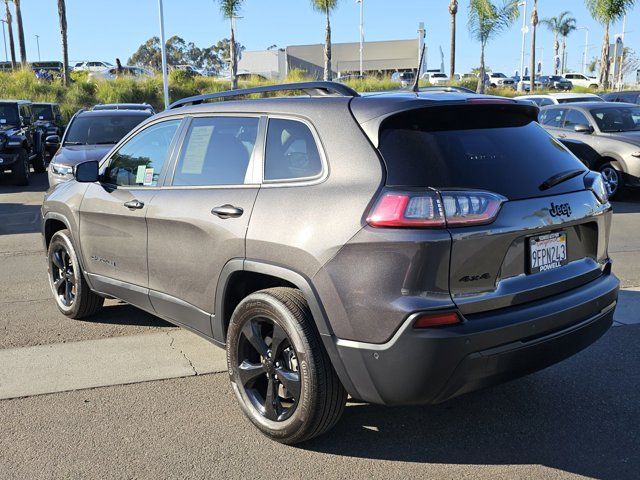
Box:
[412,44,425,93]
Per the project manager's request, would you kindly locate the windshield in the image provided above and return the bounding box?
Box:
[550,76,565,81]
[64,114,148,145]
[0,103,19,125]
[591,106,640,132]
[432,74,447,78]
[493,73,507,78]
[32,105,53,121]
[558,96,604,104]
[400,73,414,80]
[378,105,587,200]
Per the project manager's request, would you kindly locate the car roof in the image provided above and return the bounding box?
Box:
[75,109,152,118]
[0,99,31,105]
[93,103,153,110]
[548,93,601,99]
[540,101,628,109]
[32,102,58,106]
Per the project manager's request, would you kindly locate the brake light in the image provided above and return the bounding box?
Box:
[367,190,506,228]
[413,311,460,328]
[466,98,515,104]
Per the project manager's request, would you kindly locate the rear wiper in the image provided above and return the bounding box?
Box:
[539,169,585,191]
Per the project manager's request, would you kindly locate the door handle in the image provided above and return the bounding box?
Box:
[124,199,145,210]
[211,204,244,219]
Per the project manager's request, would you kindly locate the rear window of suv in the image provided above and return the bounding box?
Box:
[378,105,587,200]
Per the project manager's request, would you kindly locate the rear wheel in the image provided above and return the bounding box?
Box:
[32,138,46,173]
[47,229,104,318]
[227,287,347,444]
[600,163,626,200]
[10,148,29,186]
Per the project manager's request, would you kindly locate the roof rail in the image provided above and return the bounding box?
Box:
[169,81,360,109]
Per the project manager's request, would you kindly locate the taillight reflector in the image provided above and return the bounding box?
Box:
[413,312,461,328]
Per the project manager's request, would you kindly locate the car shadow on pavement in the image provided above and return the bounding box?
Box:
[0,170,49,192]
[78,302,173,328]
[611,198,640,214]
[304,325,640,480]
[0,203,43,235]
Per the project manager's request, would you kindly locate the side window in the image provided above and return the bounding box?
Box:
[539,108,565,128]
[172,116,259,186]
[264,118,323,181]
[563,109,589,129]
[103,119,180,187]
[540,98,555,107]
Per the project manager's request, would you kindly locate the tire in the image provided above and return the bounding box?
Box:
[600,163,626,200]
[10,148,29,186]
[32,138,46,173]
[47,229,104,319]
[227,287,347,444]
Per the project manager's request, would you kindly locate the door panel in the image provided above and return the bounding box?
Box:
[146,188,259,334]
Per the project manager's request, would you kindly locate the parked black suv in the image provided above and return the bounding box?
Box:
[0,100,45,185]
[42,82,619,444]
[32,102,65,156]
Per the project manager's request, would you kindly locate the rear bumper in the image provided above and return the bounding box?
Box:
[334,272,619,406]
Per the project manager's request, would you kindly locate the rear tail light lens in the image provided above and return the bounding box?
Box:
[589,173,609,204]
[413,311,461,328]
[367,190,506,228]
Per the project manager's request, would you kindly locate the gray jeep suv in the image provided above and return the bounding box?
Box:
[41,82,619,444]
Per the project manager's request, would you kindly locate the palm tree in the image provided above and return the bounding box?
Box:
[57,0,69,86]
[311,0,339,81]
[3,0,16,69]
[540,11,574,75]
[529,0,538,91]
[586,0,636,89]
[559,17,577,73]
[468,0,520,94]
[449,0,458,80]
[219,0,244,89]
[12,0,25,66]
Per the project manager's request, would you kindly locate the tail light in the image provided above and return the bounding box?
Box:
[413,311,461,328]
[367,190,506,228]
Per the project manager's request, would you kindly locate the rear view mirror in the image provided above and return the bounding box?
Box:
[74,160,99,183]
[574,124,593,134]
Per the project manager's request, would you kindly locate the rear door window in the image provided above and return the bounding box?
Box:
[377,105,586,200]
[264,118,322,182]
[563,109,590,129]
[539,108,565,127]
[172,116,259,186]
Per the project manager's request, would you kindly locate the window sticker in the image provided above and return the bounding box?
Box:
[38,115,44,120]
[0,119,6,124]
[181,125,214,174]
[143,168,154,186]
[135,165,146,184]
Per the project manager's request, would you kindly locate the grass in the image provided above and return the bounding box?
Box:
[0,68,626,121]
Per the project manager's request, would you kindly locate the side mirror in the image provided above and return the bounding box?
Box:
[22,115,31,126]
[74,160,99,183]
[45,135,60,146]
[55,114,62,123]
[574,124,594,134]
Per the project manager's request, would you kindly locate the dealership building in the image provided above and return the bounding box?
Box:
[238,38,422,80]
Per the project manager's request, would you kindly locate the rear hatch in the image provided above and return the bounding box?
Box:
[373,102,612,316]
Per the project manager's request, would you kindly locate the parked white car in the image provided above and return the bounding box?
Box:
[514,92,604,106]
[563,73,599,89]
[488,72,516,88]
[73,61,113,72]
[88,66,153,81]
[422,72,449,85]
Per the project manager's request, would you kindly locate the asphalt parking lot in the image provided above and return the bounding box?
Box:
[1,172,639,479]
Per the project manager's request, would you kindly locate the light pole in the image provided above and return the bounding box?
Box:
[576,27,589,75]
[356,0,364,76]
[157,0,169,110]
[34,34,40,61]
[617,15,626,91]
[0,20,7,62]
[537,47,544,75]
[517,1,528,92]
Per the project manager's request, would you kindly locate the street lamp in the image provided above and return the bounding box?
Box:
[34,34,40,61]
[157,0,169,110]
[0,20,7,62]
[576,27,589,76]
[517,1,528,92]
[355,0,364,76]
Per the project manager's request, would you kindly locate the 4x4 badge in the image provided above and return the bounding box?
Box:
[549,202,572,218]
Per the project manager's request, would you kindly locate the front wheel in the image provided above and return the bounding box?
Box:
[32,139,46,173]
[226,287,347,444]
[10,148,29,186]
[600,163,626,200]
[47,229,104,318]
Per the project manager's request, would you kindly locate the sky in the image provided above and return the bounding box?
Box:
[7,0,640,79]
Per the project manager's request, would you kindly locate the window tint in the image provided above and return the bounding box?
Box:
[378,105,587,200]
[539,108,565,127]
[172,116,259,186]
[563,109,589,129]
[590,106,640,132]
[264,118,322,181]
[539,98,555,106]
[64,114,149,146]
[104,120,180,187]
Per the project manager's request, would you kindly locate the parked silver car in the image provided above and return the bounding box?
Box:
[539,102,640,197]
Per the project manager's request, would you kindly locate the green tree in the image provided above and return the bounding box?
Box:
[3,1,16,69]
[529,0,538,91]
[540,11,575,75]
[219,0,244,89]
[559,16,577,73]
[12,0,25,66]
[57,0,69,86]
[311,0,339,81]
[586,0,636,89]
[449,0,458,80]
[468,0,520,93]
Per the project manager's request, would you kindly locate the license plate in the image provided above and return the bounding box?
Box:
[528,232,568,274]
